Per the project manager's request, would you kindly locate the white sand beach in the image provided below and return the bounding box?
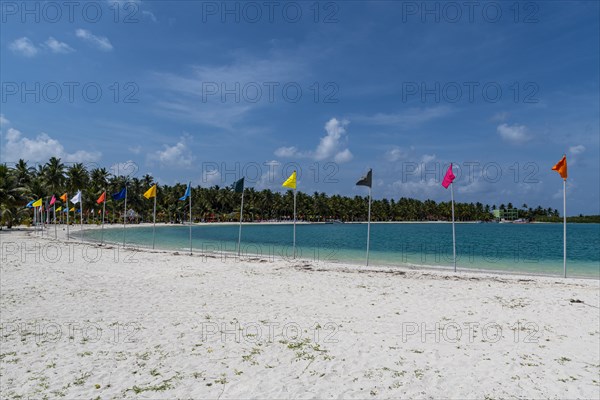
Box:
[1,227,599,399]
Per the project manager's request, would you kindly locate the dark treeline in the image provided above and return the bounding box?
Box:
[0,157,578,228]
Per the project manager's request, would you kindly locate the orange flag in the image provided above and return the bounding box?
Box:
[60,193,68,202]
[552,155,568,180]
[96,191,106,204]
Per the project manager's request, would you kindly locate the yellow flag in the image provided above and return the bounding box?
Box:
[32,198,42,207]
[55,206,62,212]
[143,184,157,199]
[282,171,297,189]
[69,207,75,212]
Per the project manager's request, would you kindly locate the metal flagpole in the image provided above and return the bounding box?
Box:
[80,193,84,239]
[101,192,106,245]
[237,189,244,256]
[293,189,297,259]
[123,187,127,247]
[66,195,70,240]
[563,179,567,278]
[40,204,44,237]
[450,182,457,272]
[54,203,57,239]
[366,186,372,266]
[189,191,192,255]
[152,192,157,249]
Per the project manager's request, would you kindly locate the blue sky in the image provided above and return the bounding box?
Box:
[1,1,598,214]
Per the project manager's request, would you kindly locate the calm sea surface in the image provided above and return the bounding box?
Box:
[79,223,600,278]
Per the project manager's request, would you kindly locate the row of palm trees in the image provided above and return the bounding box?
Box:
[0,157,559,228]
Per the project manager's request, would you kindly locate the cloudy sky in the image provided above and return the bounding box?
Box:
[1,1,598,214]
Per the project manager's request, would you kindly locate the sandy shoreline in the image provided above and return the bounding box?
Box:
[1,228,599,399]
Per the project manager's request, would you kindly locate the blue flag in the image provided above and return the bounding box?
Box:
[179,182,191,201]
[25,200,34,208]
[112,187,127,201]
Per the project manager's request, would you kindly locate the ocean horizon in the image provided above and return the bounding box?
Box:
[78,222,600,279]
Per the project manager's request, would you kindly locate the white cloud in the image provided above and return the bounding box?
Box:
[385,146,409,162]
[275,118,352,163]
[9,37,38,57]
[75,29,113,51]
[334,148,353,163]
[569,145,585,155]
[142,10,157,22]
[153,136,194,168]
[353,106,452,127]
[202,169,221,186]
[553,180,576,199]
[491,111,509,122]
[2,128,101,163]
[255,160,281,190]
[44,37,74,54]
[391,176,441,199]
[421,154,436,163]
[0,114,9,127]
[314,118,352,162]
[497,123,531,144]
[129,145,142,154]
[274,146,298,158]
[152,53,306,129]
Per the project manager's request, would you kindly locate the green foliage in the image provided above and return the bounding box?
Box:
[0,158,596,227]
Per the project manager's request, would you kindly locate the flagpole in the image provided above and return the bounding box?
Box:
[563,178,567,278]
[123,187,127,247]
[293,189,297,259]
[450,182,457,272]
[366,186,372,266]
[101,192,106,245]
[189,189,192,255]
[80,193,84,239]
[54,203,57,239]
[40,204,44,237]
[152,192,157,250]
[66,195,70,240]
[237,189,244,257]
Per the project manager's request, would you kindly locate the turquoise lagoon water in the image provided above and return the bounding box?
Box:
[79,223,600,278]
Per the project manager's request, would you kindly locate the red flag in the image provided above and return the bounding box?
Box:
[49,195,56,205]
[96,191,106,204]
[442,164,455,189]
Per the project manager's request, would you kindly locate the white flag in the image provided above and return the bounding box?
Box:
[70,190,82,204]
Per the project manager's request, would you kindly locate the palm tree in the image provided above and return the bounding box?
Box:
[66,163,89,192]
[44,157,65,195]
[0,164,26,228]
[14,159,34,186]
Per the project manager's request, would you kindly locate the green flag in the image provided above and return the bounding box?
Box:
[234,177,244,193]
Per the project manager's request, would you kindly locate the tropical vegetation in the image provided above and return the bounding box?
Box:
[0,158,590,228]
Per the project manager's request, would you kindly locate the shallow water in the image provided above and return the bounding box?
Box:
[80,222,600,278]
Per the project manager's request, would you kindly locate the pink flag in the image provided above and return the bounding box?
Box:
[442,164,455,189]
[49,195,56,206]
